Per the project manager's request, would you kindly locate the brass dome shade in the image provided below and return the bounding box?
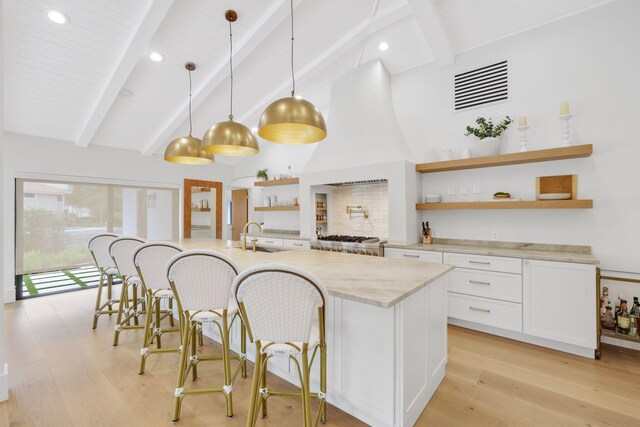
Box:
[258,96,326,144]
[202,10,259,157]
[258,0,326,144]
[164,135,215,165]
[164,62,213,165]
[202,120,259,156]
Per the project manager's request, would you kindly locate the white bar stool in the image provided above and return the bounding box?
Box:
[109,236,147,346]
[133,241,183,374]
[233,263,328,427]
[167,249,248,421]
[88,233,120,329]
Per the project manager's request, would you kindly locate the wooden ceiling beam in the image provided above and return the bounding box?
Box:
[406,0,454,67]
[75,0,175,147]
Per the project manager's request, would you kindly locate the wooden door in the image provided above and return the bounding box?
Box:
[231,189,248,241]
[184,179,222,239]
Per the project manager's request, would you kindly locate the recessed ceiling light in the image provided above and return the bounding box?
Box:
[295,95,303,100]
[118,88,134,97]
[149,52,164,62]
[47,10,69,25]
[378,42,389,52]
[251,127,258,133]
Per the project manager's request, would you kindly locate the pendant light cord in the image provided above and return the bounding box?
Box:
[188,67,193,136]
[290,0,296,97]
[229,20,234,120]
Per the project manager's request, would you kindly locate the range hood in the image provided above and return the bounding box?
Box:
[303,60,413,173]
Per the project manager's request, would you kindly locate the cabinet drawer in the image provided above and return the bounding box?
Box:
[384,248,442,263]
[283,239,310,249]
[255,237,284,246]
[448,293,522,332]
[444,253,522,274]
[448,269,522,303]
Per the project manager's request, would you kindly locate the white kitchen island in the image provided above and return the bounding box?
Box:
[179,239,453,427]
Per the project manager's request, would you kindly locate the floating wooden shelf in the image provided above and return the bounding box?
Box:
[316,220,327,223]
[254,206,300,212]
[316,207,327,210]
[191,188,211,193]
[416,200,593,210]
[415,144,593,173]
[192,208,211,212]
[254,178,299,187]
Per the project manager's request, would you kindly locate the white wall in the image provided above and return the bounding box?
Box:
[392,0,640,273]
[2,132,234,302]
[0,0,9,402]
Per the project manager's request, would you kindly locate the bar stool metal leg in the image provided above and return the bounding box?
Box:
[92,269,105,329]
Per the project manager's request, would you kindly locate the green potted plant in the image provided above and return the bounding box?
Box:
[256,169,269,181]
[465,116,512,157]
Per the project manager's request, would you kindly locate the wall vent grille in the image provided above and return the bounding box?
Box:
[455,60,508,111]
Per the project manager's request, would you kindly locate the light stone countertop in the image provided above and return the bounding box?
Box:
[385,238,600,265]
[178,238,453,308]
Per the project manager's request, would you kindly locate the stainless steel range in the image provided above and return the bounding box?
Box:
[310,235,386,257]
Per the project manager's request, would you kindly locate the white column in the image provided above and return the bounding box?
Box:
[0,0,10,402]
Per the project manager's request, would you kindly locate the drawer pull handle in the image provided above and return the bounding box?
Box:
[469,280,491,286]
[293,243,303,247]
[469,260,490,265]
[403,254,420,258]
[469,306,491,313]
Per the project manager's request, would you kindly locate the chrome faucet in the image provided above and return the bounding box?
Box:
[242,221,263,252]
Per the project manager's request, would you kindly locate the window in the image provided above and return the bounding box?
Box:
[15,179,179,278]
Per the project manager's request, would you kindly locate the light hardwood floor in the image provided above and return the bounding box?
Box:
[1,288,639,426]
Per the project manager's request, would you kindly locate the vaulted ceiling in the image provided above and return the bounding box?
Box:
[3,0,612,165]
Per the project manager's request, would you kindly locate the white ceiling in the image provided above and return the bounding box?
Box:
[2,0,614,165]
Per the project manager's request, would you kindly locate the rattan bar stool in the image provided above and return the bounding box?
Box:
[233,264,328,427]
[88,233,121,329]
[109,236,147,346]
[133,241,183,374]
[167,249,248,421]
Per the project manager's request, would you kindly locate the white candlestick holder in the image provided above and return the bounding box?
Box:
[559,114,573,147]
[518,126,529,152]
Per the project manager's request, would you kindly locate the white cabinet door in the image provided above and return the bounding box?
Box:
[255,237,284,246]
[384,248,443,263]
[523,259,597,349]
[283,239,310,249]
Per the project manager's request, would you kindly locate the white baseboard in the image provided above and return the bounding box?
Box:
[448,318,596,359]
[0,363,8,402]
[4,288,15,304]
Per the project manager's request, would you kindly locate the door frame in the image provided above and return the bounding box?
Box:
[183,179,223,239]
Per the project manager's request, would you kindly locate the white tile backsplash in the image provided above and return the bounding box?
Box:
[331,183,388,238]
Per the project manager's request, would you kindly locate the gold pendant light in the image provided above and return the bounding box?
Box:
[164,63,215,165]
[258,0,326,144]
[202,10,259,156]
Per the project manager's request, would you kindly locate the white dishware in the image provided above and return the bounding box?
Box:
[424,194,441,203]
[538,193,572,200]
[424,148,437,163]
[461,148,471,159]
[264,198,271,207]
[440,149,453,161]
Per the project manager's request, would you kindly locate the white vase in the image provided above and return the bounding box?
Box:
[472,137,501,157]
